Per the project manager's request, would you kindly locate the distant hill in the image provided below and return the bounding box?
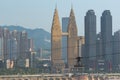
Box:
[1,25,51,50]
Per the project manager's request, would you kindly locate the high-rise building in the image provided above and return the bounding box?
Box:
[20,31,28,59]
[96,33,102,59]
[51,8,79,71]
[7,36,17,61]
[51,8,64,72]
[12,30,34,68]
[0,28,4,67]
[113,30,120,71]
[96,33,105,72]
[7,37,16,68]
[85,10,96,71]
[78,36,85,58]
[77,36,85,67]
[11,30,21,58]
[67,8,78,68]
[62,17,69,32]
[28,38,34,51]
[0,27,4,60]
[0,27,34,68]
[3,28,10,60]
[62,17,69,64]
[101,10,112,72]
[27,38,34,68]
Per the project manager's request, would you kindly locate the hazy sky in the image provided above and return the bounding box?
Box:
[0,0,120,35]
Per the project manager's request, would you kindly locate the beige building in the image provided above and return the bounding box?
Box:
[78,36,85,57]
[51,8,64,72]
[67,8,78,68]
[51,8,79,72]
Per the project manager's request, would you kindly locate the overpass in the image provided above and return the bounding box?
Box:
[0,74,69,80]
[0,73,120,80]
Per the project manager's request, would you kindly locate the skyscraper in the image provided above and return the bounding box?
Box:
[62,17,69,32]
[96,33,102,59]
[20,31,28,59]
[78,36,85,58]
[62,17,69,63]
[14,30,33,68]
[0,27,4,68]
[67,8,78,68]
[101,10,112,72]
[113,30,120,71]
[28,38,34,51]
[51,8,64,72]
[0,27,4,60]
[3,28,10,60]
[7,36,17,60]
[51,8,79,70]
[11,30,20,61]
[96,33,105,72]
[85,10,96,71]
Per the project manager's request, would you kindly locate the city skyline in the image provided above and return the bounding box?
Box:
[0,1,120,74]
[0,0,120,35]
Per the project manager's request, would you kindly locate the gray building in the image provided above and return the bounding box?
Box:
[62,17,69,32]
[113,30,120,71]
[20,31,29,59]
[7,37,17,60]
[12,30,21,58]
[0,27,4,60]
[62,17,69,64]
[3,28,10,60]
[96,33,102,59]
[96,33,105,72]
[101,10,113,72]
[28,38,34,51]
[85,10,96,71]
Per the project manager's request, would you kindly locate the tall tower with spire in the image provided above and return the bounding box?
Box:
[67,8,78,68]
[51,7,79,72]
[51,8,64,71]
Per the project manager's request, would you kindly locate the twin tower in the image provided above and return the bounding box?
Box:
[51,8,78,70]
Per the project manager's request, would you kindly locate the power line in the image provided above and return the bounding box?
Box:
[1,40,120,61]
[44,40,120,51]
[49,40,120,60]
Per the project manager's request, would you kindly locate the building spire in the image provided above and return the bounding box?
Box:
[51,6,63,71]
[67,5,78,68]
[68,6,77,34]
[70,6,75,18]
[51,7,61,33]
[52,7,60,27]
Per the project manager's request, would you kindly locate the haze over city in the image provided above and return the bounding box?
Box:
[0,0,120,35]
[1,0,120,80]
